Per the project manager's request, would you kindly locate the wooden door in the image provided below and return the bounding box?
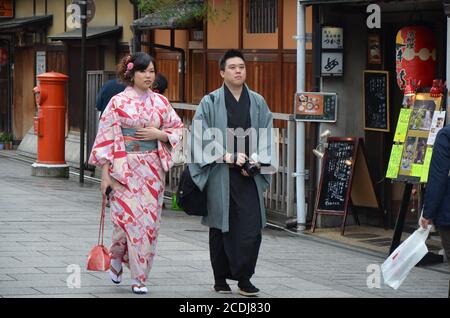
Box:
[13,48,35,140]
[190,51,205,104]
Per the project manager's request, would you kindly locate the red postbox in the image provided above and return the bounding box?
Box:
[33,72,68,165]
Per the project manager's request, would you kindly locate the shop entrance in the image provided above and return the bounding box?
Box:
[367,16,447,228]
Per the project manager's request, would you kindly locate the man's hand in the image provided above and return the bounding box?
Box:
[419,216,432,229]
[223,153,233,164]
[223,152,247,166]
[234,153,247,166]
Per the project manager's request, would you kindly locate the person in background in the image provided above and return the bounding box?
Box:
[95,78,126,116]
[153,73,168,95]
[421,124,450,298]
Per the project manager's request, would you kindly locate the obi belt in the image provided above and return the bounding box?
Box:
[121,127,158,153]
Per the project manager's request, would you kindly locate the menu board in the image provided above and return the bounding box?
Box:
[313,138,380,235]
[316,139,356,213]
[363,70,389,132]
[295,92,337,122]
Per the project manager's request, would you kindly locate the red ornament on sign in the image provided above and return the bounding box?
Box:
[395,26,436,91]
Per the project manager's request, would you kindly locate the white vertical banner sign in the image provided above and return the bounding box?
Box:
[35,51,46,84]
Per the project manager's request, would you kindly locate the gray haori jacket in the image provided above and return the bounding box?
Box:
[188,84,274,232]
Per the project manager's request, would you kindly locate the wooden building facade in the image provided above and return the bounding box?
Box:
[138,0,314,118]
[0,0,134,141]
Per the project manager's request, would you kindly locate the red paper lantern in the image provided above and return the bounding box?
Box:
[395,26,436,91]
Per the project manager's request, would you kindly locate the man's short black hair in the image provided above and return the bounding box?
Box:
[219,49,245,71]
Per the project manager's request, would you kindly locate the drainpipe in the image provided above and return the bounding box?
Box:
[295,1,307,231]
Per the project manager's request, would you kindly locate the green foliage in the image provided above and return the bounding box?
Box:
[0,132,13,143]
[137,0,231,26]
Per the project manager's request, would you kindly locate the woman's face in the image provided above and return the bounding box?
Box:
[133,62,156,91]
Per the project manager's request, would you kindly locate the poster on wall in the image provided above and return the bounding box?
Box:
[368,33,382,65]
[36,51,46,79]
[0,0,14,18]
[427,111,446,145]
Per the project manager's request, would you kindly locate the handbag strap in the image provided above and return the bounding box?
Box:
[97,195,107,246]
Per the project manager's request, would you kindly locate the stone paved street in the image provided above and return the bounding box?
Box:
[0,154,448,298]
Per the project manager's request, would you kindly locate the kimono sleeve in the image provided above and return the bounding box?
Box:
[88,97,130,185]
[191,96,226,168]
[256,95,275,190]
[88,98,119,166]
[156,95,184,172]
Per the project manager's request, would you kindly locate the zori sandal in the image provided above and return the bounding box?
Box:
[131,284,148,294]
[108,266,123,284]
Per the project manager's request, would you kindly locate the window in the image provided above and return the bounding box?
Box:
[247,0,278,34]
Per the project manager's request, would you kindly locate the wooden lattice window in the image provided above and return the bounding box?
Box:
[247,0,278,34]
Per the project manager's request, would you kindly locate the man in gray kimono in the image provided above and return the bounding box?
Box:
[188,49,274,297]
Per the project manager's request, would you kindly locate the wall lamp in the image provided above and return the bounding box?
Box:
[312,129,331,159]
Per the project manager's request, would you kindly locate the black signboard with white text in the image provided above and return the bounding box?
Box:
[312,138,381,235]
[363,70,390,132]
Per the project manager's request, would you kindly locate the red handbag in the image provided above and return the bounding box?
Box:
[87,195,111,271]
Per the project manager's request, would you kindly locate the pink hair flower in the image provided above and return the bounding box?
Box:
[127,62,134,71]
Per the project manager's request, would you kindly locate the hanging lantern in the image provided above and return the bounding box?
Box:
[395,26,436,91]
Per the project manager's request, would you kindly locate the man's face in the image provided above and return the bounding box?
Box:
[220,57,246,87]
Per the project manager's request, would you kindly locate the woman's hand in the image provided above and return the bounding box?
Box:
[101,164,119,196]
[135,127,168,142]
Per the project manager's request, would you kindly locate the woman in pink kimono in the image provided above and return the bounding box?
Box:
[88,52,183,294]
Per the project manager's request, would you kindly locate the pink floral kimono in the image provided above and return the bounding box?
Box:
[88,86,183,282]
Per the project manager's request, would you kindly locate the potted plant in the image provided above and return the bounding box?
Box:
[0,132,5,150]
[3,132,12,150]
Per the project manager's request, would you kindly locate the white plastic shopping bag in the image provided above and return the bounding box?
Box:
[381,225,431,289]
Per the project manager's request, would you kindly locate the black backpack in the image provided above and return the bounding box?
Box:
[176,165,207,216]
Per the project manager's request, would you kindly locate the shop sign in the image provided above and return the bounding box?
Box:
[294,92,338,122]
[321,27,343,49]
[321,26,344,77]
[321,52,343,76]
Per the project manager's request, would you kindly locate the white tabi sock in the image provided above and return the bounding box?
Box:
[111,259,122,271]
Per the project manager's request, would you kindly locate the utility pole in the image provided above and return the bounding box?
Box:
[79,0,87,183]
[295,1,306,231]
